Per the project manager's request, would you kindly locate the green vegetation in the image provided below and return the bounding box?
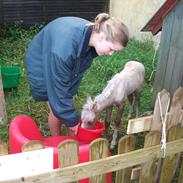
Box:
[0,24,158,144]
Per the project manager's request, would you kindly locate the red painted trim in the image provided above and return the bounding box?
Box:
[141,0,180,35]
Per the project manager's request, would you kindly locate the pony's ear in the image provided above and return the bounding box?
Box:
[83,95,89,104]
[86,95,92,103]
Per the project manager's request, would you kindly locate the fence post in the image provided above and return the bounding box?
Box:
[115,135,136,183]
[151,89,170,131]
[89,138,108,183]
[58,139,79,167]
[139,131,161,183]
[22,140,44,152]
[178,159,183,183]
[0,140,8,155]
[159,125,183,183]
[0,70,7,124]
[58,139,79,183]
[168,87,183,129]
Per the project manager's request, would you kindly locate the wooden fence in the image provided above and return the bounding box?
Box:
[0,87,182,183]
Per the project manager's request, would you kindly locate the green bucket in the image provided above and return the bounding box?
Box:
[1,66,21,88]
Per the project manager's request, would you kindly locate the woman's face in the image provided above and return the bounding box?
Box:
[94,32,124,56]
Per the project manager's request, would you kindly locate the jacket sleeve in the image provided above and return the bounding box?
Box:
[43,51,80,127]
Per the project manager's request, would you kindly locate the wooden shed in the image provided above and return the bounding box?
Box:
[142,0,183,99]
[0,0,109,27]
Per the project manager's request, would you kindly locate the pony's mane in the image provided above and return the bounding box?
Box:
[83,98,95,111]
[94,75,121,103]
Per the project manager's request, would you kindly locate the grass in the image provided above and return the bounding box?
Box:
[0,24,158,146]
[2,23,181,183]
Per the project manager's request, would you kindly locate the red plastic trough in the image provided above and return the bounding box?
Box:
[9,115,112,183]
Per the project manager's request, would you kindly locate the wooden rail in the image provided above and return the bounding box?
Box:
[0,137,183,183]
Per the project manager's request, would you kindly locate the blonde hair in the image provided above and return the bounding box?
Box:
[91,13,129,47]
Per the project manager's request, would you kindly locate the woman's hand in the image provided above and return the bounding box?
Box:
[68,123,79,136]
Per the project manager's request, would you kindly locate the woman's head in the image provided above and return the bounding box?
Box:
[89,13,129,56]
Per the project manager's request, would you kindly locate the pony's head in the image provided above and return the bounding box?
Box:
[81,96,98,129]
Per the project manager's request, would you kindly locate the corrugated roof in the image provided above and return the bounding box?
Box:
[141,0,180,35]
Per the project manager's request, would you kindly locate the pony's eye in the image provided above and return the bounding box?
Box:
[88,121,93,126]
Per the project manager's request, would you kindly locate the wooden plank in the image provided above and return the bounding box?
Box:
[170,34,183,94]
[115,135,136,183]
[127,89,171,134]
[89,138,108,183]
[127,115,152,134]
[153,9,174,100]
[131,167,141,180]
[169,1,183,94]
[151,89,170,131]
[178,155,183,183]
[58,140,79,183]
[0,148,53,181]
[180,109,183,127]
[0,140,8,155]
[22,140,44,152]
[127,113,173,134]
[139,131,161,183]
[58,140,79,168]
[0,70,7,124]
[163,6,180,93]
[3,138,183,183]
[168,87,183,129]
[143,131,161,148]
[159,125,183,183]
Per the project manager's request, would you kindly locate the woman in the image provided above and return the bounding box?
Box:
[25,13,129,136]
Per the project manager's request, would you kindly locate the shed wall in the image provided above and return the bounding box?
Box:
[153,0,183,99]
[110,0,166,44]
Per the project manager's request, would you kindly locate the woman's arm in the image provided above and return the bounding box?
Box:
[43,52,80,127]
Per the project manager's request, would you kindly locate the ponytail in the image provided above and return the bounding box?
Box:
[93,13,110,31]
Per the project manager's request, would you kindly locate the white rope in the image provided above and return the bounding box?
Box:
[148,42,159,82]
[158,92,170,158]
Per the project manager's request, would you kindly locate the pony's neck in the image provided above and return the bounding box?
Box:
[94,81,116,111]
[94,75,125,111]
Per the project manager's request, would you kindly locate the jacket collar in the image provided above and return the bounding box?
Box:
[77,25,97,58]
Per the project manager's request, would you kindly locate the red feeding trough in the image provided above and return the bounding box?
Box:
[77,121,105,143]
[9,115,111,183]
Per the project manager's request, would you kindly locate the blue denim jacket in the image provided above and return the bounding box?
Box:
[25,17,97,127]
